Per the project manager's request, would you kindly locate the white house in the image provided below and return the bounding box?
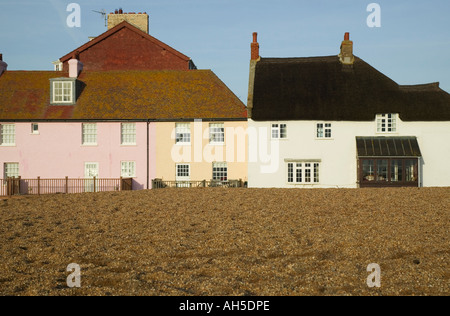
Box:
[247,33,450,188]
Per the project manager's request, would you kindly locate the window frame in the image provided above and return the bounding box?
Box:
[209,123,225,145]
[31,123,39,135]
[376,114,398,134]
[82,123,98,146]
[4,162,19,179]
[287,161,320,185]
[175,123,191,145]
[51,80,74,104]
[0,124,16,146]
[316,122,333,139]
[121,161,136,178]
[359,158,419,187]
[121,123,136,146]
[271,123,288,140]
[212,162,228,181]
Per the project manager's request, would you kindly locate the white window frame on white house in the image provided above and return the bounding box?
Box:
[209,123,225,145]
[121,161,136,178]
[176,164,191,187]
[287,161,320,184]
[82,123,97,145]
[4,163,19,179]
[376,114,398,133]
[316,123,332,139]
[31,123,39,135]
[212,162,228,181]
[175,123,191,145]
[52,81,73,104]
[0,124,15,146]
[271,123,287,139]
[121,123,136,145]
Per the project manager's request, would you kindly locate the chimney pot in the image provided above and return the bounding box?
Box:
[0,54,2,61]
[251,32,260,61]
[119,8,123,14]
[68,54,83,78]
[339,32,354,65]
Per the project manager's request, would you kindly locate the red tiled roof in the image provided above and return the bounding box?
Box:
[0,70,247,120]
[60,21,191,64]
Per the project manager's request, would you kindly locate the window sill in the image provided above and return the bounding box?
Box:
[0,144,16,147]
[315,138,334,140]
[175,143,191,146]
[81,144,98,147]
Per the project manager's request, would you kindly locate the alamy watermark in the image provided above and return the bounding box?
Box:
[66,3,81,28]
[67,263,81,288]
[367,3,381,28]
[367,263,381,288]
[170,120,279,174]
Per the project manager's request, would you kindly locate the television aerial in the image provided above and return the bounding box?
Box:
[92,9,107,27]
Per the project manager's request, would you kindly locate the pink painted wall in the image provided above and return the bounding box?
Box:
[0,122,149,190]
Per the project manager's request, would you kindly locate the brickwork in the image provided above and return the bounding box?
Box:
[108,12,149,33]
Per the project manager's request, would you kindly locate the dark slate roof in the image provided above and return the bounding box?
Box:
[251,56,450,121]
[356,137,422,157]
[0,70,247,120]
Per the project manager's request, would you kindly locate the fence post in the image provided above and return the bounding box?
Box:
[7,178,11,198]
[120,177,123,191]
[93,177,96,193]
[37,177,41,196]
[65,176,69,194]
[17,176,21,195]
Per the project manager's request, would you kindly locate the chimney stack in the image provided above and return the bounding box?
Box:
[251,32,260,61]
[339,32,354,65]
[0,54,8,77]
[68,52,83,78]
[108,10,149,34]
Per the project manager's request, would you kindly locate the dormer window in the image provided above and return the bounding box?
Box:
[50,78,76,105]
[376,114,398,133]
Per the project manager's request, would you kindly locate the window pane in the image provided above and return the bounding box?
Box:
[176,123,191,143]
[213,162,228,181]
[4,163,19,178]
[362,160,375,182]
[121,123,136,144]
[391,160,403,182]
[314,163,320,183]
[287,163,293,183]
[317,124,324,138]
[280,124,287,139]
[1,124,15,145]
[325,124,332,138]
[296,165,302,183]
[377,160,388,181]
[210,124,225,144]
[272,124,279,139]
[405,160,417,182]
[83,123,97,144]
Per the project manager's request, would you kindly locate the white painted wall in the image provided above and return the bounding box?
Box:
[248,118,450,188]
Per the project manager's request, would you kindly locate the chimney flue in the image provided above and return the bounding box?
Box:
[68,52,83,78]
[339,32,354,65]
[251,32,260,61]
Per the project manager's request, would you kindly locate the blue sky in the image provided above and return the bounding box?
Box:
[1,0,449,103]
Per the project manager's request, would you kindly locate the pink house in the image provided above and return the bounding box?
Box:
[0,13,247,194]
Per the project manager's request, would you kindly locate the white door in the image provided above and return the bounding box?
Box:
[176,164,190,188]
[85,162,99,192]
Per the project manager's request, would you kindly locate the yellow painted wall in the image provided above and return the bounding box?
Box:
[154,121,248,182]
